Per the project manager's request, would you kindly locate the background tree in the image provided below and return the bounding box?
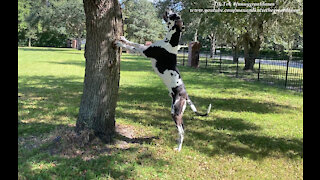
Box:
[50,0,86,50]
[240,13,269,70]
[18,0,43,47]
[266,0,303,58]
[76,0,123,142]
[122,0,166,44]
[18,0,86,48]
[18,0,30,39]
[156,0,303,70]
[215,22,241,63]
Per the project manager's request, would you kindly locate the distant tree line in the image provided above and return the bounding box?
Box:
[18,0,166,49]
[18,0,85,49]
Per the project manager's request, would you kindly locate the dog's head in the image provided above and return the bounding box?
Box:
[163,9,185,32]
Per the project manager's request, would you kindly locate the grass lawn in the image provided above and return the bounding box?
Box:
[18,47,303,179]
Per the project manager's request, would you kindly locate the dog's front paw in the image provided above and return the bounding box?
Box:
[120,36,127,42]
[114,40,123,48]
[174,147,181,152]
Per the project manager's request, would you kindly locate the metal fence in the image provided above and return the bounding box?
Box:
[177,48,303,92]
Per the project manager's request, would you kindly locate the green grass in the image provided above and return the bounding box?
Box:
[18,47,303,179]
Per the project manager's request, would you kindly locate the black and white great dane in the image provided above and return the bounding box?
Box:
[114,10,211,152]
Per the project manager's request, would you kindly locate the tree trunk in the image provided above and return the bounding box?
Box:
[243,56,256,70]
[28,37,31,47]
[232,44,239,63]
[188,41,201,68]
[194,29,198,42]
[242,21,264,71]
[76,0,123,143]
[242,32,261,71]
[243,46,259,71]
[209,33,216,58]
[76,37,82,50]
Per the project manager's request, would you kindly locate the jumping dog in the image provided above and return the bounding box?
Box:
[114,10,211,152]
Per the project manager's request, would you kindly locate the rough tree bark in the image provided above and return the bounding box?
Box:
[242,32,261,70]
[76,0,123,142]
[232,44,239,63]
[188,41,201,68]
[76,37,82,50]
[242,22,263,71]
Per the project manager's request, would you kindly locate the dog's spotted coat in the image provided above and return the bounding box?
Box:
[115,10,211,151]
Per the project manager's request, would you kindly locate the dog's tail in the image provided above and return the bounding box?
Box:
[187,99,211,116]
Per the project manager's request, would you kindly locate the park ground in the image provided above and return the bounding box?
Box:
[18,47,303,179]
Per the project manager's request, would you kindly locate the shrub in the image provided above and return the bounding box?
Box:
[33,30,68,48]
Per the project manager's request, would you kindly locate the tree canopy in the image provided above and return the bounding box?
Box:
[18,0,85,47]
[155,0,303,69]
[122,0,166,44]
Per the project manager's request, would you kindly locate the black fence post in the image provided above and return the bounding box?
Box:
[205,52,208,68]
[219,50,222,73]
[258,59,261,81]
[236,58,239,78]
[182,48,185,66]
[285,56,291,88]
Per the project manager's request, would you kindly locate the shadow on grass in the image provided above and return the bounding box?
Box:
[186,127,302,160]
[116,92,302,160]
[21,151,137,179]
[18,74,302,160]
[18,122,164,179]
[200,117,261,132]
[18,122,62,137]
[18,75,83,136]
[118,85,296,114]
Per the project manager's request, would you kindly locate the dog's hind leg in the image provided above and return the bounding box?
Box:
[172,97,187,152]
[176,122,184,152]
[187,99,211,116]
